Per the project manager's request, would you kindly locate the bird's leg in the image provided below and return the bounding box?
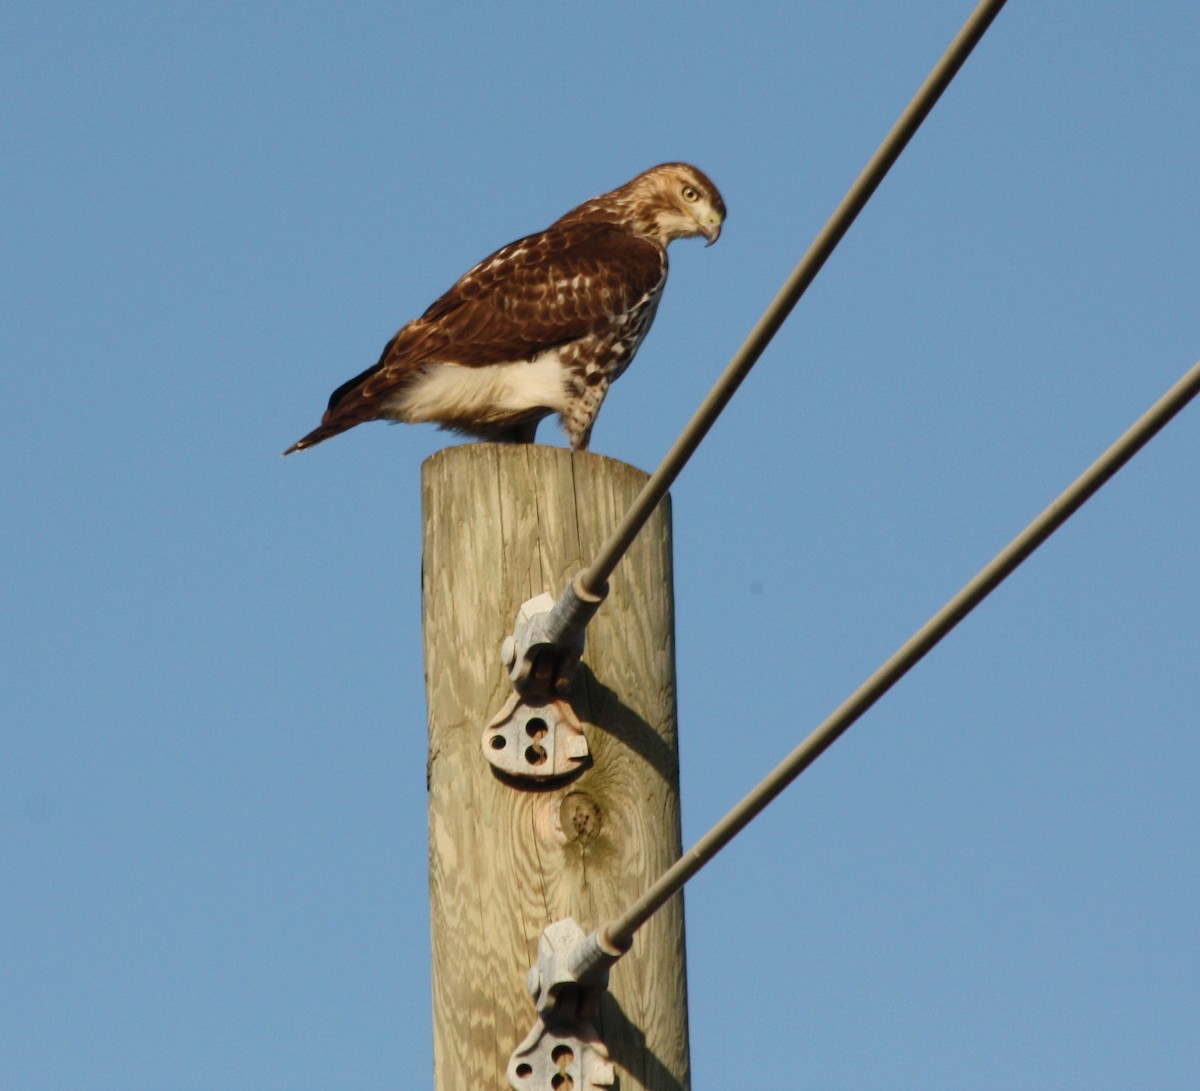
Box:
[503,420,540,444]
[567,419,595,451]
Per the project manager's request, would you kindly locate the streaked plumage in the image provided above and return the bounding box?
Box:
[283,163,725,455]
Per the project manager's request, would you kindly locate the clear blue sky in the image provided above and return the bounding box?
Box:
[4,2,1198,1087]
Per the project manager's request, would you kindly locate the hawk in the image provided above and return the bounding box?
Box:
[283,163,725,455]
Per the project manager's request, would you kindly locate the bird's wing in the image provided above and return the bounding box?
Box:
[334,220,665,412]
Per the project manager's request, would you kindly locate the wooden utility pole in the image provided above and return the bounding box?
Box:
[422,443,689,1090]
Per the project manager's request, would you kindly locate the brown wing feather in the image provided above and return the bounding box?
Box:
[283,221,664,453]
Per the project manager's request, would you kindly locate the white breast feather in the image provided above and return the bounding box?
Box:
[381,350,571,424]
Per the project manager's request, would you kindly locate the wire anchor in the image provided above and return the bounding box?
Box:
[507,918,626,1091]
[484,691,589,779]
[501,580,608,693]
[483,580,607,780]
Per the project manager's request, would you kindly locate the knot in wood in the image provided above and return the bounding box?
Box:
[560,792,601,844]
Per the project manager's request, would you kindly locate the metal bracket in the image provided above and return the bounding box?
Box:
[502,581,607,696]
[483,692,589,779]
[507,918,626,1091]
[485,580,608,781]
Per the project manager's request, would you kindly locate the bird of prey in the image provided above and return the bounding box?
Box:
[283,163,725,455]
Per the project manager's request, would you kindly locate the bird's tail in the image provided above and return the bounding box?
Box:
[281,419,357,456]
[282,343,401,456]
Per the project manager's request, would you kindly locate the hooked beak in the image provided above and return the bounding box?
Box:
[702,216,723,247]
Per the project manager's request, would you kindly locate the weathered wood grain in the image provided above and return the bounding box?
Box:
[423,443,689,1091]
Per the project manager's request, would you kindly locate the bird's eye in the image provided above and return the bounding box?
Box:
[681,184,700,203]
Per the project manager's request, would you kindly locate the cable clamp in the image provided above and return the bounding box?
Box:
[507,918,627,1091]
[501,579,608,695]
[484,579,607,781]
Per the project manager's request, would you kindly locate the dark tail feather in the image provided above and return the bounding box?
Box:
[281,418,357,456]
[283,337,401,456]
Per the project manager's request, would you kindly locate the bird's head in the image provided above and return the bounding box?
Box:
[609,163,726,246]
